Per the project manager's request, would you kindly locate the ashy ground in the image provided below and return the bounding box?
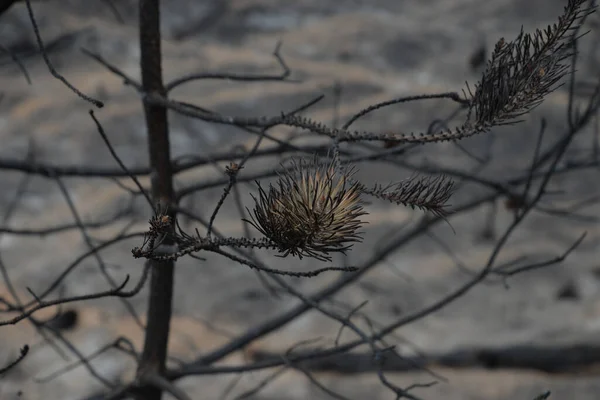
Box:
[0,1,600,399]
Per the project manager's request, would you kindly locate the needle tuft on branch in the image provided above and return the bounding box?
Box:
[245,156,367,262]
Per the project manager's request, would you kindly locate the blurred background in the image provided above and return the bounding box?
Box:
[1,1,600,399]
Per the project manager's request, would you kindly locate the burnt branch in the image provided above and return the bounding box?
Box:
[250,342,600,374]
[0,345,29,375]
[24,0,103,107]
[0,262,149,327]
[164,41,297,92]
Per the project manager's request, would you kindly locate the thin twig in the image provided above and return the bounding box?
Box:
[24,0,103,107]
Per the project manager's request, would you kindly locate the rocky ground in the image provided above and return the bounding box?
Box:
[0,0,600,399]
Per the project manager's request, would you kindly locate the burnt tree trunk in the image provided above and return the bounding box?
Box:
[135,1,175,399]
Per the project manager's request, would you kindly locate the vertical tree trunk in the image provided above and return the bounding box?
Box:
[136,1,175,399]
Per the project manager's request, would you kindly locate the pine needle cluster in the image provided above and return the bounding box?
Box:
[245,157,367,261]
